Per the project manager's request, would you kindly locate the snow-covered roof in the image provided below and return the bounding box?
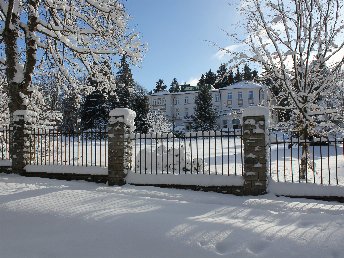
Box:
[221,81,265,90]
[151,91,170,96]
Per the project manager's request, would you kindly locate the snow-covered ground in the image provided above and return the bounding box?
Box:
[0,174,343,258]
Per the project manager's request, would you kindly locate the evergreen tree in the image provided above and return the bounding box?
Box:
[197,74,206,86]
[234,67,242,83]
[61,91,82,131]
[214,64,228,89]
[169,78,180,93]
[204,69,217,86]
[80,62,112,130]
[114,54,135,108]
[243,64,253,80]
[131,83,150,133]
[153,79,167,93]
[227,70,235,85]
[192,84,218,131]
[80,89,108,130]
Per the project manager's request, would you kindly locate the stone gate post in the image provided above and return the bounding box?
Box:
[12,110,37,175]
[242,107,269,195]
[108,108,136,186]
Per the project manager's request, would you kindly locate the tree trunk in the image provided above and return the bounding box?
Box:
[299,125,308,180]
[4,0,38,174]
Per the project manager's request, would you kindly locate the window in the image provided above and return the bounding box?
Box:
[248,91,254,104]
[223,120,228,128]
[227,92,232,106]
[185,96,189,104]
[174,98,179,105]
[176,108,180,118]
[153,99,157,106]
[215,94,220,102]
[157,98,162,105]
[238,92,243,106]
[185,108,189,117]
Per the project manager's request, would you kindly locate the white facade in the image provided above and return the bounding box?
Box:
[148,81,270,130]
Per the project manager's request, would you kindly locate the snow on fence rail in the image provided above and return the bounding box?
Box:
[130,130,244,176]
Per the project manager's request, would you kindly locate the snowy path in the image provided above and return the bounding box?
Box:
[0,174,344,258]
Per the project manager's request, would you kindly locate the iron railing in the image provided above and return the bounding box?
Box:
[0,127,108,167]
[131,129,244,176]
[269,132,344,185]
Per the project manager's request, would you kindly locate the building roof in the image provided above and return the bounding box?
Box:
[221,81,265,90]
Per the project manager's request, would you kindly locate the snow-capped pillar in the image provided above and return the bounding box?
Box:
[242,107,269,195]
[108,108,136,186]
[12,110,37,174]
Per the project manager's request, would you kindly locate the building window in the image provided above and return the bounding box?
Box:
[215,94,220,102]
[238,92,243,106]
[227,92,232,106]
[174,98,179,105]
[248,91,254,104]
[185,108,189,117]
[176,108,180,118]
[153,99,157,106]
[157,98,162,105]
[185,96,189,104]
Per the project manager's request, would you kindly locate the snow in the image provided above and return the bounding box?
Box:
[126,172,244,186]
[0,174,343,258]
[109,108,136,130]
[243,106,269,121]
[25,165,107,175]
[269,180,344,197]
[223,81,264,90]
[0,160,11,166]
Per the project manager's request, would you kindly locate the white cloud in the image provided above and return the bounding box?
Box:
[186,77,199,85]
[213,44,244,61]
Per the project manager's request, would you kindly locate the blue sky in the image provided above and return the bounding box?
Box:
[125,0,242,91]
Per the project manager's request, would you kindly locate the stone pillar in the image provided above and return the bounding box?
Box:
[11,110,37,175]
[242,107,269,195]
[108,108,136,186]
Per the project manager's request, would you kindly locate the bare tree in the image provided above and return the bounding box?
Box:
[0,0,144,173]
[225,0,344,178]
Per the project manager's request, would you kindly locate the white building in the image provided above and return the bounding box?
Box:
[148,81,270,130]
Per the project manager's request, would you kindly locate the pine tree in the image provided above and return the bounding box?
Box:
[80,62,113,130]
[204,69,217,86]
[115,54,135,108]
[192,84,218,131]
[234,67,242,83]
[214,64,228,89]
[131,83,150,133]
[169,78,180,93]
[227,70,235,85]
[243,64,253,81]
[153,79,167,93]
[197,74,206,86]
[61,91,82,131]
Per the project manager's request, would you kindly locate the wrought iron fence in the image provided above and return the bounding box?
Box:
[131,129,244,176]
[0,127,108,167]
[269,132,344,185]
